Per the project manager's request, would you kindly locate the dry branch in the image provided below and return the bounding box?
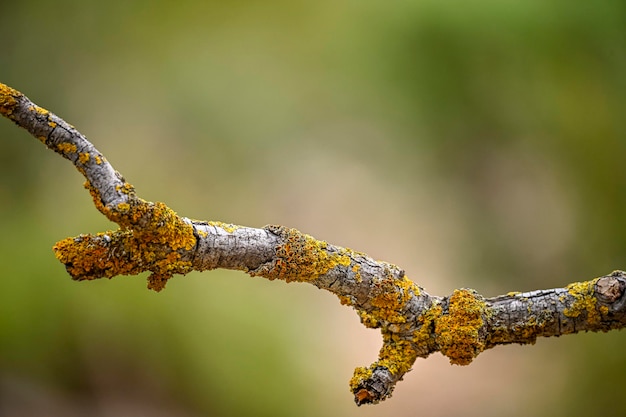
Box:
[2,82,626,405]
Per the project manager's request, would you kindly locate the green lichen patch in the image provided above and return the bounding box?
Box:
[435,289,488,365]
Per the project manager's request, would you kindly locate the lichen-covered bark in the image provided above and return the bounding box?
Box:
[3,81,626,406]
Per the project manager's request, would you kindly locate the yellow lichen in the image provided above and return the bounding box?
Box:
[53,229,193,290]
[48,121,57,128]
[84,180,109,216]
[338,295,354,306]
[115,182,135,195]
[0,83,19,118]
[95,155,102,164]
[357,275,420,328]
[376,334,419,375]
[352,264,362,282]
[411,302,442,349]
[33,105,49,116]
[111,199,196,252]
[253,226,352,282]
[78,152,90,164]
[357,309,380,328]
[208,221,242,233]
[349,334,420,403]
[349,366,374,396]
[57,142,77,154]
[434,289,488,365]
[369,276,412,324]
[57,183,196,291]
[563,278,601,325]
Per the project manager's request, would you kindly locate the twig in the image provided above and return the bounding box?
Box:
[2,82,626,405]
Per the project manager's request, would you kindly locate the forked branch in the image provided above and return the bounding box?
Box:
[2,82,626,405]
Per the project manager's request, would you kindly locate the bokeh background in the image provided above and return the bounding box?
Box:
[1,1,625,416]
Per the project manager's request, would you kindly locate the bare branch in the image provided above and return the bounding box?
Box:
[3,82,626,405]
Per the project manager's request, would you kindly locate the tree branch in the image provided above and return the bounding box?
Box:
[3,82,626,405]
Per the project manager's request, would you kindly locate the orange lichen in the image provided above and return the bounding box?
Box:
[563,278,601,325]
[84,180,109,216]
[79,152,90,164]
[434,289,488,365]
[115,182,135,195]
[253,226,351,282]
[57,142,77,154]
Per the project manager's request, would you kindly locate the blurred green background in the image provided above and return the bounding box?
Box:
[1,0,625,416]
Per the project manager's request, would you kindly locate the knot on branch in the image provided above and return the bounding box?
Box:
[596,271,626,310]
[53,197,196,291]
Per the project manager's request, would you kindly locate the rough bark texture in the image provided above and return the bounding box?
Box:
[3,82,626,405]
